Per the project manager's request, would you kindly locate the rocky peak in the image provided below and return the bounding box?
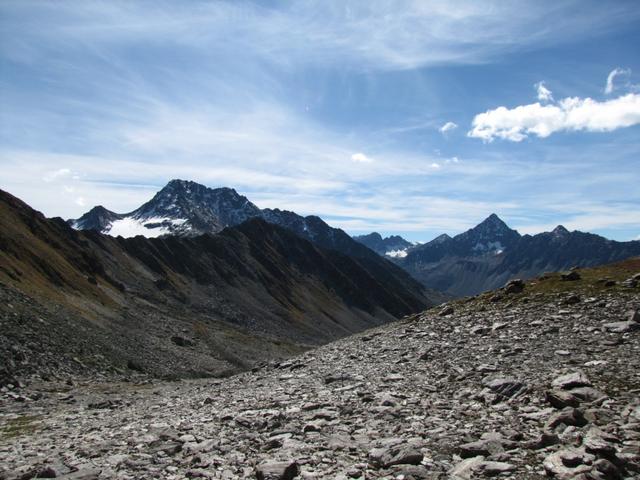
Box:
[427,233,452,245]
[70,205,120,231]
[359,232,384,242]
[552,225,570,236]
[454,214,520,255]
[472,213,513,235]
[131,180,261,233]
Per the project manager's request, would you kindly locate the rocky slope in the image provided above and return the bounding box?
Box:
[397,215,640,297]
[1,259,638,479]
[1,189,440,384]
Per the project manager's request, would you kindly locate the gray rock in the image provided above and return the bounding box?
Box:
[449,456,486,479]
[483,377,527,398]
[503,279,524,294]
[561,271,581,281]
[439,306,454,316]
[543,448,594,479]
[526,432,560,450]
[369,443,424,468]
[546,389,581,409]
[58,470,102,480]
[546,407,588,430]
[552,371,592,390]
[477,461,516,476]
[458,439,504,458]
[583,427,619,456]
[255,460,299,480]
[603,320,639,333]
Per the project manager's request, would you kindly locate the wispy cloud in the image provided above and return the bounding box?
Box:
[2,1,638,71]
[1,0,639,242]
[605,67,631,94]
[535,82,553,102]
[439,121,458,134]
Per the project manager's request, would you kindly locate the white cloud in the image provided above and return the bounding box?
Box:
[605,67,631,94]
[469,93,640,142]
[430,162,441,169]
[351,152,373,163]
[535,81,553,102]
[439,121,458,134]
[75,197,86,207]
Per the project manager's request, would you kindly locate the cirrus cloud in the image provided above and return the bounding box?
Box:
[605,67,631,94]
[469,93,640,142]
[439,121,458,134]
[535,81,554,102]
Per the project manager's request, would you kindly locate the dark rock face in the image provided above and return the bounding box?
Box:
[396,214,640,297]
[68,205,122,232]
[0,189,439,381]
[1,265,638,478]
[353,232,413,256]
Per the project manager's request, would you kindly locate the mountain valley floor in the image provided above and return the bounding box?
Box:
[1,261,640,479]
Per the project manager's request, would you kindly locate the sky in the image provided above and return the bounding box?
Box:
[1,0,640,242]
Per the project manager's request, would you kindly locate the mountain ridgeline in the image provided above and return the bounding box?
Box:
[390,214,640,297]
[0,188,441,381]
[71,179,380,262]
[70,180,640,299]
[353,232,413,257]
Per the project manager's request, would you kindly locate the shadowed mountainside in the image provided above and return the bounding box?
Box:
[0,189,442,382]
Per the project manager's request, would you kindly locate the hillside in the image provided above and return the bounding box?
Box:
[0,189,439,383]
[1,259,638,479]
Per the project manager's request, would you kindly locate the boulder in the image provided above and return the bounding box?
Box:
[368,443,424,468]
[552,372,592,390]
[255,461,299,480]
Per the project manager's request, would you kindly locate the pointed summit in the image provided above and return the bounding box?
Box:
[477,213,509,229]
[70,205,121,231]
[552,225,569,236]
[450,213,520,255]
[427,233,452,245]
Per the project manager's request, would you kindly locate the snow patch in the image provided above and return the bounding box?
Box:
[105,217,187,238]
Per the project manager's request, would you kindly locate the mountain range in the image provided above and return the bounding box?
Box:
[1,187,441,382]
[71,179,376,260]
[391,214,640,296]
[70,179,640,299]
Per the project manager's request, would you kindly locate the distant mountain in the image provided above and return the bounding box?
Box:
[353,232,413,257]
[71,180,262,237]
[397,214,640,297]
[70,180,445,304]
[70,180,400,264]
[1,189,442,381]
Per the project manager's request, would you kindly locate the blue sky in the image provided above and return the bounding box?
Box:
[1,1,639,242]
